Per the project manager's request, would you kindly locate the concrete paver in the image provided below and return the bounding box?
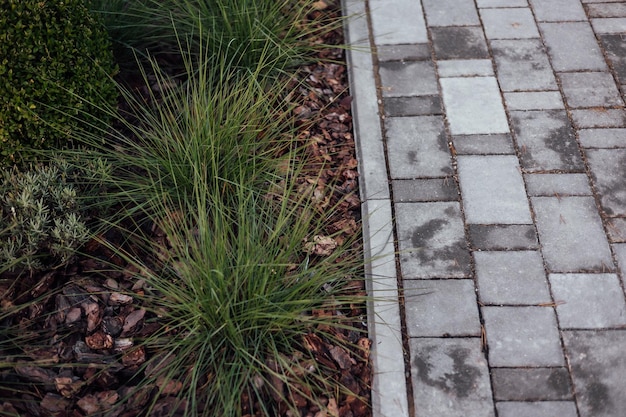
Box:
[344,0,626,415]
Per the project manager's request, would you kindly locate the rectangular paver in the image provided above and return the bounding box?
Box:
[586,149,626,216]
[457,155,532,224]
[482,306,564,366]
[377,43,431,62]
[379,61,438,97]
[491,368,573,401]
[422,0,480,26]
[586,3,626,18]
[392,178,458,202]
[441,77,509,135]
[563,330,626,417]
[571,109,626,128]
[578,128,626,148]
[385,116,453,179]
[531,196,614,272]
[598,35,626,81]
[396,202,471,278]
[539,22,608,71]
[591,17,626,33]
[491,39,558,91]
[529,0,586,21]
[510,110,583,171]
[504,91,564,110]
[437,59,494,77]
[452,134,515,155]
[477,0,527,6]
[369,0,428,45]
[550,273,626,329]
[474,251,551,305]
[384,96,442,117]
[525,173,591,196]
[410,338,495,417]
[496,402,578,417]
[480,8,540,39]
[469,224,539,250]
[559,72,624,108]
[404,279,481,337]
[431,27,490,60]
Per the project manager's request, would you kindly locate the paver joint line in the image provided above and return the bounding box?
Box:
[344,0,626,415]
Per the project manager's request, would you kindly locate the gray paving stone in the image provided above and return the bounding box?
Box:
[383,96,442,117]
[563,330,626,417]
[529,0,586,21]
[480,8,540,39]
[431,27,490,60]
[539,22,608,71]
[422,0,480,26]
[504,91,564,111]
[586,148,626,216]
[559,72,624,108]
[578,128,626,148]
[376,43,431,62]
[510,110,583,171]
[491,367,573,401]
[457,155,532,224]
[477,0,527,6]
[396,202,471,278]
[369,0,427,45]
[583,0,626,3]
[571,109,626,128]
[410,338,495,417]
[452,134,515,155]
[524,174,591,197]
[606,218,626,243]
[469,224,539,250]
[475,251,551,305]
[586,3,626,18]
[491,39,558,91]
[531,196,614,272]
[441,77,509,135]
[404,279,481,337]
[392,178,458,202]
[496,401,578,417]
[379,61,438,97]
[437,59,494,77]
[550,273,626,329]
[482,306,564,366]
[591,17,626,33]
[385,116,453,179]
[598,35,626,82]
[612,243,626,285]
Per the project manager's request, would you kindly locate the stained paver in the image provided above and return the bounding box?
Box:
[345,0,626,415]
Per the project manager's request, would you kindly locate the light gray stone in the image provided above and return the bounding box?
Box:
[612,243,626,285]
[410,338,495,417]
[469,224,539,250]
[396,202,471,278]
[404,279,481,337]
[441,77,509,135]
[539,22,608,71]
[504,91,564,111]
[563,330,626,417]
[480,8,540,39]
[524,173,591,196]
[477,0,527,6]
[592,17,626,34]
[571,109,626,128]
[369,0,428,45]
[559,72,624,108]
[496,401,578,417]
[437,59,494,77]
[529,0,586,21]
[491,39,558,91]
[586,148,626,216]
[474,251,551,305]
[578,128,626,148]
[587,3,626,18]
[510,110,583,171]
[457,155,532,224]
[376,43,431,62]
[531,197,613,272]
[379,61,438,97]
[482,306,564,366]
[385,116,453,179]
[392,178,458,202]
[491,368,573,401]
[422,0,480,26]
[452,134,515,155]
[550,274,626,329]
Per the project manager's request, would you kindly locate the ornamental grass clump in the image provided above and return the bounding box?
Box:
[0,0,118,167]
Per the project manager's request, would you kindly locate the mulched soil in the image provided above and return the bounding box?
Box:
[0,3,370,417]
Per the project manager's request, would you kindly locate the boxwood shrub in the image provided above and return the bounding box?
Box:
[0,0,118,167]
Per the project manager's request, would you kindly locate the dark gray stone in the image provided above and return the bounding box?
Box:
[563,330,626,417]
[452,134,515,155]
[491,368,573,401]
[559,72,623,108]
[586,148,626,216]
[431,27,490,60]
[491,39,558,91]
[383,96,442,117]
[598,34,626,82]
[469,224,539,250]
[379,61,438,97]
[571,109,626,128]
[376,43,431,62]
[496,401,578,417]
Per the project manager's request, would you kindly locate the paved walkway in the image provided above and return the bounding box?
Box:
[343,1,626,416]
